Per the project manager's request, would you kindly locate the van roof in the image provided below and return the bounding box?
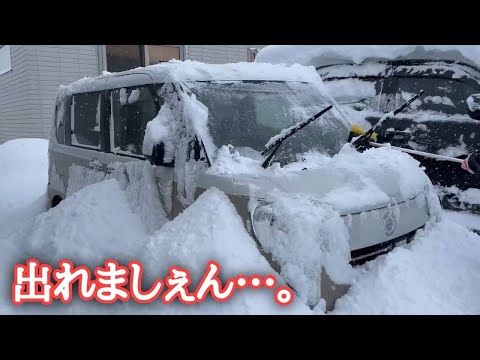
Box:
[59,60,322,95]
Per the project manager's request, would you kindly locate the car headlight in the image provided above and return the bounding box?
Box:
[250,202,276,247]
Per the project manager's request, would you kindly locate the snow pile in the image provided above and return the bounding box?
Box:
[25,179,150,268]
[140,188,311,314]
[206,145,265,175]
[443,210,480,231]
[436,185,480,207]
[2,182,311,314]
[332,219,480,314]
[0,138,49,211]
[255,45,480,68]
[66,161,169,233]
[458,188,480,205]
[250,192,353,307]
[437,144,468,158]
[467,94,480,112]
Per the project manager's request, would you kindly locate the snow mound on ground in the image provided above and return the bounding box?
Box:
[443,210,480,231]
[332,219,480,314]
[3,180,310,314]
[141,187,312,314]
[251,192,353,307]
[67,161,169,233]
[25,179,149,268]
[0,138,48,210]
[255,45,480,68]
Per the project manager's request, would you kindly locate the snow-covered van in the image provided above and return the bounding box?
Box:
[47,60,438,309]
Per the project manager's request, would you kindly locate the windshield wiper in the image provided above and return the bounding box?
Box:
[261,105,333,168]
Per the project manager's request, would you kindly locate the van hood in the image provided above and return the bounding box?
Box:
[235,167,426,214]
[201,146,430,215]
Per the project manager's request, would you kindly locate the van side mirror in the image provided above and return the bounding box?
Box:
[144,142,174,167]
[467,94,480,120]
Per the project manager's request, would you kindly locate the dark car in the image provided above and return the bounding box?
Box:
[317,59,480,213]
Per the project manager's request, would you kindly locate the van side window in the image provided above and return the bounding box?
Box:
[110,85,161,156]
[55,99,66,144]
[71,92,102,149]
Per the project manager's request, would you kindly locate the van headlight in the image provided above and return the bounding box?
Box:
[250,202,276,246]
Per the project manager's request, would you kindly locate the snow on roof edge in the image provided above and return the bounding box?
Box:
[58,59,323,95]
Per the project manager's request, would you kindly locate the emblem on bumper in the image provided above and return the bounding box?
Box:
[382,211,396,236]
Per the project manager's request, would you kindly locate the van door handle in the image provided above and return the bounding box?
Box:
[88,159,104,171]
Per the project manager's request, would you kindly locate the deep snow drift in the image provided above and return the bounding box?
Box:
[333,219,480,315]
[1,138,480,314]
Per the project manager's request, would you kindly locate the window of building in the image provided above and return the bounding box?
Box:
[71,92,102,149]
[105,45,144,73]
[110,85,161,156]
[0,45,12,76]
[146,45,182,64]
[105,45,183,72]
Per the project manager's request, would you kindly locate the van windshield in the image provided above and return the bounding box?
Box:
[187,81,349,165]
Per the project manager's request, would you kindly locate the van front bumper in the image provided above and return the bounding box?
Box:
[343,191,430,256]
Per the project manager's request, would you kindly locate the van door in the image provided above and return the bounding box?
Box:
[103,80,175,218]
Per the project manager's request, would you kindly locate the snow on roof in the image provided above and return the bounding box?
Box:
[255,45,480,69]
[145,59,321,82]
[60,59,323,94]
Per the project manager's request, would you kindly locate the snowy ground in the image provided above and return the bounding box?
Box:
[1,138,479,314]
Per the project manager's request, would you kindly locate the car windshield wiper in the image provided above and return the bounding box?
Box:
[261,105,333,168]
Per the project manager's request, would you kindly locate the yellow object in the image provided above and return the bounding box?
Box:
[351,124,378,142]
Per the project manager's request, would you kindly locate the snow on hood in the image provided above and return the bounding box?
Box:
[207,144,433,214]
[255,45,480,69]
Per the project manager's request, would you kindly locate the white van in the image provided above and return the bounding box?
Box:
[47,60,435,309]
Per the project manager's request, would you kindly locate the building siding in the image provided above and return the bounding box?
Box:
[0,46,39,143]
[186,45,264,64]
[0,45,100,143]
[27,45,100,140]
